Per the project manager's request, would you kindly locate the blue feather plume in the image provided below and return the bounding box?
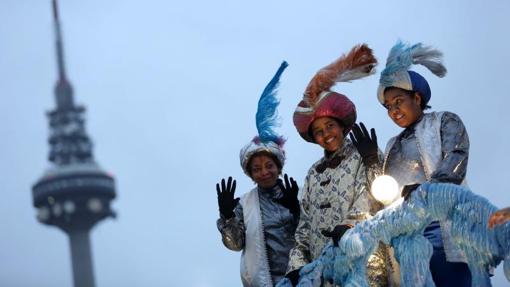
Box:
[380,41,446,86]
[256,61,288,143]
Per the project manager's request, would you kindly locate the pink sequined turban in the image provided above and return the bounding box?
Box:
[294,91,356,142]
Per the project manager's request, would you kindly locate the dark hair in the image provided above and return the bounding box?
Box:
[383,87,431,110]
[246,151,283,176]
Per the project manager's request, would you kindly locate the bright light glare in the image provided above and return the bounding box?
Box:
[371,175,399,205]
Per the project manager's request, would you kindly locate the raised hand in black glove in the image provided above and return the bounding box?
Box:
[401,183,421,201]
[349,122,379,166]
[216,177,239,219]
[276,174,300,216]
[321,224,353,247]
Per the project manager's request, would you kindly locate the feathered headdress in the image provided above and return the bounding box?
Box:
[377,41,447,104]
[240,61,288,175]
[304,44,377,106]
[294,44,377,142]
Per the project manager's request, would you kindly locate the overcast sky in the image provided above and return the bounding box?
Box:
[1,0,510,286]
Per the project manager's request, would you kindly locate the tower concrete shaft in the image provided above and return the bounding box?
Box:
[70,229,95,287]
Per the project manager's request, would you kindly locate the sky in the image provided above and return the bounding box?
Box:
[1,0,510,286]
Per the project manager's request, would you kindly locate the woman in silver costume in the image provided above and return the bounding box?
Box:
[350,41,472,287]
[216,62,300,286]
[285,44,395,287]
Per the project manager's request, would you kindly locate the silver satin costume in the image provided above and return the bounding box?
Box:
[217,184,299,286]
[381,111,469,263]
[384,111,468,188]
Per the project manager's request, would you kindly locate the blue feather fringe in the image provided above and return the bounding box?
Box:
[276,183,510,286]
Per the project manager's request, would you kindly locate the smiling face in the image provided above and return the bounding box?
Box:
[311,117,345,153]
[248,153,281,189]
[383,87,423,128]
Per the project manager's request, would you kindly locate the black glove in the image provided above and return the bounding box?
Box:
[401,183,421,201]
[216,177,239,219]
[286,268,301,286]
[276,174,300,216]
[349,122,379,166]
[321,224,353,247]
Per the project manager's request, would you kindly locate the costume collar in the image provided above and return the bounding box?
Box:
[316,140,352,173]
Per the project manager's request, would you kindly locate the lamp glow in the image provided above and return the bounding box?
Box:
[371,175,399,205]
